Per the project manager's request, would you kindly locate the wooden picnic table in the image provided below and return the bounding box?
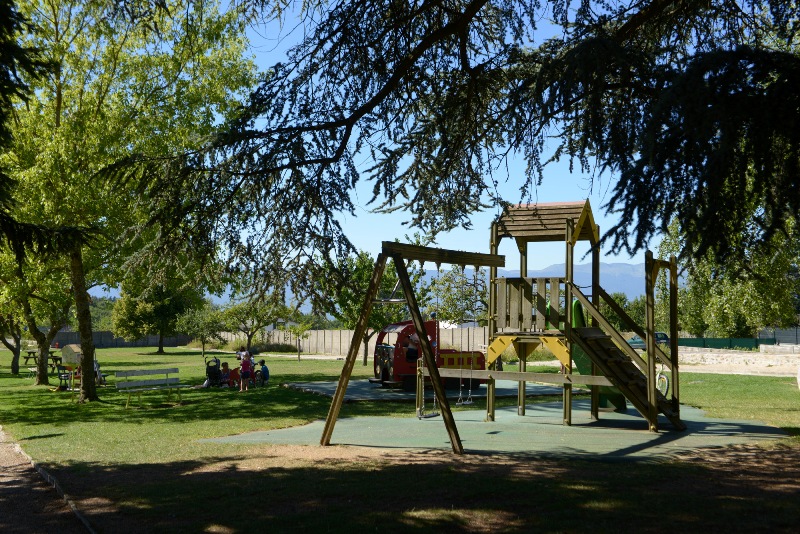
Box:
[24,350,62,372]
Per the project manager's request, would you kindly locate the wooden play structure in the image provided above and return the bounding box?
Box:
[321,200,685,454]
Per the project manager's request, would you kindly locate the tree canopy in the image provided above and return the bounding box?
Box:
[130,0,800,306]
[2,0,256,394]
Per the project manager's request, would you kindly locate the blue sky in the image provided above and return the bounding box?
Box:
[337,162,647,270]
[246,14,651,271]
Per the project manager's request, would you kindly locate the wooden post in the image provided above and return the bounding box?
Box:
[487,223,499,422]
[590,235,600,421]
[563,219,573,426]
[394,254,464,454]
[321,253,388,446]
[486,375,496,422]
[645,250,658,432]
[518,240,527,416]
[670,255,680,416]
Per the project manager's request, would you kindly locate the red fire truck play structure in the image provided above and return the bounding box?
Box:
[369,319,486,391]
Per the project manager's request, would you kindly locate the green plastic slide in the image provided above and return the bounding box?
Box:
[547,300,627,412]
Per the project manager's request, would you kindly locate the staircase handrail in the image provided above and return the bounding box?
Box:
[596,286,673,372]
[570,285,648,372]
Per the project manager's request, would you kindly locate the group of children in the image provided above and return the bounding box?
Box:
[219,347,270,392]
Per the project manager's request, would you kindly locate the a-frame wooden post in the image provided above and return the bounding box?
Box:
[323,242,503,453]
[393,254,464,454]
[320,253,388,447]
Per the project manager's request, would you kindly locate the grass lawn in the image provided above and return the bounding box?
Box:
[1,347,798,533]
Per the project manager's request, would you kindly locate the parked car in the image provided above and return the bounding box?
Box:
[627,332,670,349]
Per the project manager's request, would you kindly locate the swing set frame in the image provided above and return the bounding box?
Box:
[320,241,504,454]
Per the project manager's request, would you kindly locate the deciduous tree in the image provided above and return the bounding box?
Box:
[6,0,256,400]
[320,249,430,365]
[223,296,288,354]
[425,267,488,326]
[112,282,205,353]
[176,302,226,358]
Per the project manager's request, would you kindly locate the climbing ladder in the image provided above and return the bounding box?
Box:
[569,285,685,431]
[571,327,685,430]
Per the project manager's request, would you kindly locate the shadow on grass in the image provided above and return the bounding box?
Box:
[49,445,800,534]
[0,383,336,429]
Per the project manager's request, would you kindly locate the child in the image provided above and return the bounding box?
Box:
[239,355,252,392]
[220,361,230,388]
[259,359,270,386]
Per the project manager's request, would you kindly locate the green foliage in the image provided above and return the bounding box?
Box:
[599,292,629,332]
[222,295,288,352]
[0,0,50,176]
[112,283,205,349]
[176,302,226,357]
[321,251,410,334]
[285,315,313,359]
[626,295,646,330]
[136,1,800,309]
[89,296,116,331]
[425,267,488,325]
[2,0,257,338]
[661,217,800,337]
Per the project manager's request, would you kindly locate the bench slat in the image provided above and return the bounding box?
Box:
[116,368,179,378]
[117,377,181,389]
[114,368,185,409]
[124,384,191,393]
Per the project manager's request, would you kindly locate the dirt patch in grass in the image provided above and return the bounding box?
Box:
[60,440,800,533]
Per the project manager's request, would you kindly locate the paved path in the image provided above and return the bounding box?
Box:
[0,427,89,533]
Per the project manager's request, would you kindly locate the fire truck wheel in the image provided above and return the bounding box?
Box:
[402,375,416,392]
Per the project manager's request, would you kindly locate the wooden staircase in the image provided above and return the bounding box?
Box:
[571,327,686,431]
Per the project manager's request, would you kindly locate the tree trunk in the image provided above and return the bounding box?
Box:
[35,343,49,384]
[361,330,376,365]
[246,332,254,353]
[19,300,49,386]
[10,348,20,375]
[70,246,98,402]
[2,334,21,375]
[1,319,22,375]
[157,331,165,354]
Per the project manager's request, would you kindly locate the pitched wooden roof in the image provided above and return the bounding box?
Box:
[494,200,599,244]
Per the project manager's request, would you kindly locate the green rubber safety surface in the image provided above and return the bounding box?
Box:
[202,393,785,461]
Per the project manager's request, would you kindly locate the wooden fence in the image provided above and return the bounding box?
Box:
[224,327,490,357]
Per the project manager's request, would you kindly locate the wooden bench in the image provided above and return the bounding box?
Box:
[115,368,189,408]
